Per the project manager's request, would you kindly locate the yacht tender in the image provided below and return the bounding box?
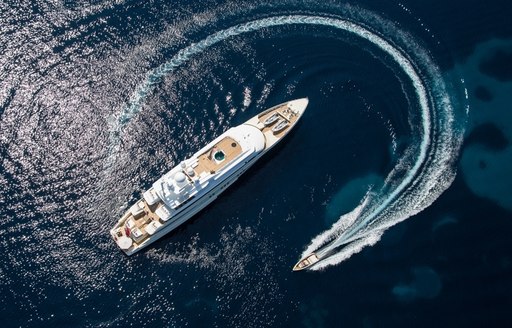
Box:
[292,252,320,271]
[111,98,309,255]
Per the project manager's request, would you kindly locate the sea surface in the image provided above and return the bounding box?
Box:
[1,0,511,327]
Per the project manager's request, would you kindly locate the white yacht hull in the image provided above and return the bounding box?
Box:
[111,98,308,255]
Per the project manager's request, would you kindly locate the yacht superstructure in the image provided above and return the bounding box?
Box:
[111,98,308,255]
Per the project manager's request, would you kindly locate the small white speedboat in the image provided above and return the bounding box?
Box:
[292,253,319,271]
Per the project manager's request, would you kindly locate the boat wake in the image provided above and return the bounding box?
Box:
[293,14,465,270]
[107,9,465,270]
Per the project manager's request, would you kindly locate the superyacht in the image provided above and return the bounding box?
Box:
[111,98,308,255]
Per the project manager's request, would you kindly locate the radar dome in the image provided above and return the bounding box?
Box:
[174,172,186,183]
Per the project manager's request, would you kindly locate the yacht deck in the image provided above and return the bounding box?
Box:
[114,199,165,248]
[257,103,301,144]
[194,136,243,177]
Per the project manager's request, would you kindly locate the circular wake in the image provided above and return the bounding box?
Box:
[109,13,464,270]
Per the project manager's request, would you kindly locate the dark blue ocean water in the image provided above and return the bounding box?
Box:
[1,1,511,327]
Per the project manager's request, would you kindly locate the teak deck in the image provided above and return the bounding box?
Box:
[194,136,243,177]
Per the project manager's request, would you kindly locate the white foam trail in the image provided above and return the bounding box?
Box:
[302,192,370,257]
[311,232,383,271]
[109,15,431,149]
[330,26,431,243]
[299,18,462,267]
